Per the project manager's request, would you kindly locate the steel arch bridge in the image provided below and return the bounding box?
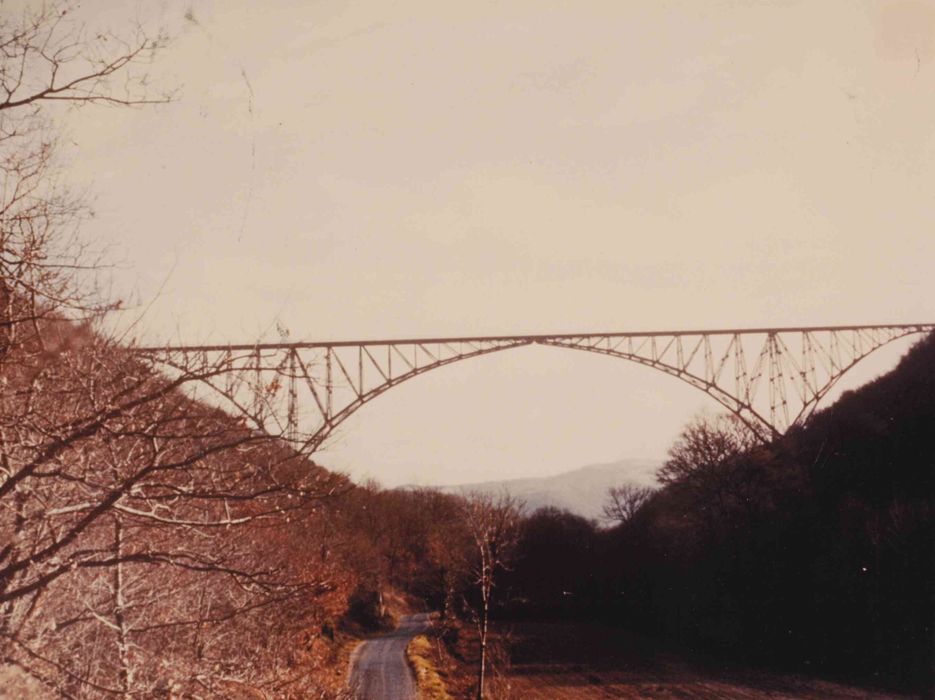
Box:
[134,323,934,453]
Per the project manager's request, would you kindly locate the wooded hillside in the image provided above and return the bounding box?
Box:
[500,333,934,695]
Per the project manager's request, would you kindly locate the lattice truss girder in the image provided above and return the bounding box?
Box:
[541,325,929,440]
[137,338,533,453]
[135,324,933,451]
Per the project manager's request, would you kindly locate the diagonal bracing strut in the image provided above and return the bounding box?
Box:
[134,323,934,452]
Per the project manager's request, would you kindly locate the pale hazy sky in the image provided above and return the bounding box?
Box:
[59,0,935,485]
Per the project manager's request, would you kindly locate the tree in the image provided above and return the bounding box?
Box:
[1,7,174,691]
[461,492,523,700]
[0,2,170,353]
[508,507,598,614]
[602,483,655,526]
[657,412,758,486]
[0,335,349,696]
[0,7,356,697]
[656,412,769,539]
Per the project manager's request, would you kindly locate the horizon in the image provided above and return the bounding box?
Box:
[403,455,663,488]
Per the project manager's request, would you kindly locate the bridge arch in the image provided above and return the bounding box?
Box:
[135,324,934,454]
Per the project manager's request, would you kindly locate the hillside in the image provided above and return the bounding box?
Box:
[438,458,661,520]
[0,318,361,698]
[563,332,935,694]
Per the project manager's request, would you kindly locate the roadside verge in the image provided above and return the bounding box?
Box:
[407,632,453,700]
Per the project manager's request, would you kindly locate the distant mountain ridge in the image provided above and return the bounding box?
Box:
[437,458,661,520]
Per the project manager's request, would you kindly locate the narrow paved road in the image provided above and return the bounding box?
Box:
[348,613,431,700]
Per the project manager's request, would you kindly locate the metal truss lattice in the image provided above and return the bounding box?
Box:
[134,323,934,452]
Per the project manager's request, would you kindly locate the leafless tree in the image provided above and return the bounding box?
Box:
[0,2,171,355]
[461,492,523,700]
[602,483,655,526]
[657,412,758,485]
[656,412,774,541]
[0,332,351,696]
[0,6,355,697]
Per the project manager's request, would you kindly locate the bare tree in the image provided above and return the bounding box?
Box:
[461,492,523,700]
[655,412,772,541]
[0,2,170,355]
[0,333,351,696]
[0,6,357,697]
[602,483,655,526]
[657,412,758,485]
[1,7,172,691]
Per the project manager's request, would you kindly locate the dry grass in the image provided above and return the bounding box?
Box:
[502,623,910,700]
[407,634,454,700]
[420,618,519,699]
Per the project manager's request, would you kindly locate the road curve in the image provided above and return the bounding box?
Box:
[348,613,432,700]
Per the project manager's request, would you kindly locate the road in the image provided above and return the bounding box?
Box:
[348,613,431,700]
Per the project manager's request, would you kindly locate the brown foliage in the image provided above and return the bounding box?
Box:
[0,5,359,697]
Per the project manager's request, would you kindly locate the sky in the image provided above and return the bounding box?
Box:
[53,0,935,485]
